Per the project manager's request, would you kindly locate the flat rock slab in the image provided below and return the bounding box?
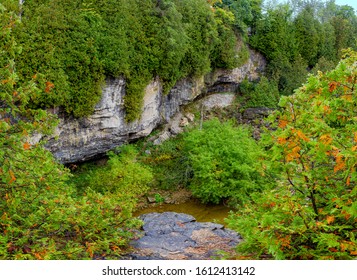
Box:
[126,212,242,260]
[201,94,235,109]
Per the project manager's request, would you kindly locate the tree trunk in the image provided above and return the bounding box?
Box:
[19,0,25,20]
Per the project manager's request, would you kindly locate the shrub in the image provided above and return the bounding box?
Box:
[140,135,189,190]
[183,119,266,204]
[239,77,280,109]
[78,145,153,196]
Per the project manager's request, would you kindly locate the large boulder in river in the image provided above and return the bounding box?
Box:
[126,212,242,260]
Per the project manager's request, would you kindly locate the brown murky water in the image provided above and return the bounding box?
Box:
[134,199,234,226]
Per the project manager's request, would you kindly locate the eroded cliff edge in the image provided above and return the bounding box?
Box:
[45,48,265,163]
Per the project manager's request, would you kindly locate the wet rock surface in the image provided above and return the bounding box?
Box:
[126,212,242,260]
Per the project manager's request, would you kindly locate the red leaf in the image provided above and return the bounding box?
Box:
[329,82,338,92]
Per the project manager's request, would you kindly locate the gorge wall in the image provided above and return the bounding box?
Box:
[45,48,266,164]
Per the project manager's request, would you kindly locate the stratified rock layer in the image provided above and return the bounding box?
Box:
[45,48,265,163]
[126,212,242,260]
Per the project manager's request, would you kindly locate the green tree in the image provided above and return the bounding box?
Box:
[228,49,357,259]
[250,0,357,96]
[294,5,320,66]
[249,4,297,63]
[218,0,262,35]
[238,76,280,108]
[183,119,266,204]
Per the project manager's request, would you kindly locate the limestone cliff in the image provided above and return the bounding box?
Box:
[45,48,266,163]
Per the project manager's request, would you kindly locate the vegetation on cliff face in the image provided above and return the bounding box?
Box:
[2,0,250,121]
[1,0,357,260]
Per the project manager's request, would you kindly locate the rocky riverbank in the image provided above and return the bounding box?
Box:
[125,212,242,260]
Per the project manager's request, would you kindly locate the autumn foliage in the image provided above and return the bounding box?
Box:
[228,49,357,259]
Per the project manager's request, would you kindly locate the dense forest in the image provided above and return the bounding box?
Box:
[1,0,357,259]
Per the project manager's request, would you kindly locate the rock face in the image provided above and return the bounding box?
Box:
[237,107,275,140]
[207,48,266,93]
[201,93,235,109]
[45,48,266,163]
[125,212,242,260]
[46,77,205,163]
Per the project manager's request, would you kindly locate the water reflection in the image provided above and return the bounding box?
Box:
[134,199,234,226]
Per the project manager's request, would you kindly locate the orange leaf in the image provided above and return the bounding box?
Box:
[277,137,287,145]
[334,155,346,172]
[9,170,16,184]
[316,221,323,227]
[326,216,335,225]
[296,130,309,142]
[86,243,94,258]
[45,81,55,93]
[320,134,332,145]
[346,176,351,186]
[278,120,288,128]
[341,94,352,101]
[350,251,357,256]
[34,252,44,260]
[323,105,331,113]
[286,146,301,161]
[23,142,31,150]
